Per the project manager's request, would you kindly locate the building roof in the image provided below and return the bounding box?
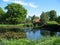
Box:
[33,18,40,23]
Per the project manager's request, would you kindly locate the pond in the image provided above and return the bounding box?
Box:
[25,27,60,40]
[0,27,60,40]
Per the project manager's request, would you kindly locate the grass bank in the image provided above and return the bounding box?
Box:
[0,23,33,28]
[0,24,24,28]
[0,37,60,45]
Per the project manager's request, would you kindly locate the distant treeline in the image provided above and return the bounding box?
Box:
[27,10,60,25]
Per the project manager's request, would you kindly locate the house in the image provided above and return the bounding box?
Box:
[32,18,40,26]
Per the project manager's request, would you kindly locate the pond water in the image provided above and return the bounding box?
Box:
[0,27,60,40]
[24,27,60,40]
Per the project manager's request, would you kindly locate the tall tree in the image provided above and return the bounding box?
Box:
[49,10,57,21]
[0,7,5,23]
[31,15,35,22]
[26,16,31,23]
[40,12,49,24]
[57,16,60,23]
[5,3,27,24]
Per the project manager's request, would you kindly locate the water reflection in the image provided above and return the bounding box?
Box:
[26,29,41,40]
[40,30,50,36]
[56,32,60,36]
[0,28,60,40]
[50,31,56,36]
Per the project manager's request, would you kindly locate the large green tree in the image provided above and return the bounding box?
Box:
[40,12,49,24]
[0,7,5,23]
[49,10,57,21]
[5,3,27,24]
[57,16,60,23]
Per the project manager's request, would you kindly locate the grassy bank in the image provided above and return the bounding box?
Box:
[0,24,24,28]
[0,23,33,28]
[0,37,60,45]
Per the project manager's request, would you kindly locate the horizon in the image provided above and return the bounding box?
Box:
[0,0,60,17]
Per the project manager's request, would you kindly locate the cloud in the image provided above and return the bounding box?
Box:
[3,0,38,8]
[12,0,28,5]
[29,3,37,8]
[3,0,9,2]
[12,0,38,8]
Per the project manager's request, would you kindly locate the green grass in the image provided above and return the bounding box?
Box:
[0,24,25,28]
[0,37,60,45]
[46,21,58,24]
[0,23,28,26]
[0,23,33,28]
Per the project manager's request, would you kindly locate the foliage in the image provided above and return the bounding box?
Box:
[57,16,60,23]
[49,10,57,21]
[26,17,31,23]
[0,7,5,24]
[40,10,58,25]
[5,3,27,24]
[0,37,60,45]
[40,12,49,24]
[53,37,60,45]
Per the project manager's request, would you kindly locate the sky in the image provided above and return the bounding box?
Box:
[0,0,60,17]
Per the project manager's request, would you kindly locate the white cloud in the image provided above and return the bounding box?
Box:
[12,0,38,8]
[3,0,38,8]
[12,0,28,5]
[29,3,37,8]
[3,0,9,2]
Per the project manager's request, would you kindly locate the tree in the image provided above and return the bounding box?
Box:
[49,10,57,21]
[26,16,31,23]
[40,12,49,24]
[57,16,60,23]
[31,15,35,22]
[0,7,5,23]
[5,3,27,24]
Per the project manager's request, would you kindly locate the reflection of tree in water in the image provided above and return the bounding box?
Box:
[50,31,56,36]
[0,28,26,39]
[9,28,25,32]
[40,29,57,36]
[40,30,50,36]
[32,28,39,33]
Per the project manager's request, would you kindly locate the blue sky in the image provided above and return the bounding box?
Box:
[0,0,60,17]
